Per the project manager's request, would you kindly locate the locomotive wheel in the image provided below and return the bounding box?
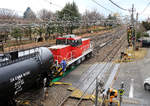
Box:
[8,98,16,106]
[86,52,92,59]
[35,74,50,88]
[70,63,75,69]
[76,59,81,65]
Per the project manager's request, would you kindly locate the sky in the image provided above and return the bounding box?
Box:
[0,0,150,21]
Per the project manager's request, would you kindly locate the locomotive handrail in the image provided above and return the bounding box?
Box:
[54,55,63,62]
[65,51,72,61]
[81,44,90,53]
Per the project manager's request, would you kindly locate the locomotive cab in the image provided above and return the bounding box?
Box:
[56,34,82,47]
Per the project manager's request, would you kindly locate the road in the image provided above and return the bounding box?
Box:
[113,48,150,106]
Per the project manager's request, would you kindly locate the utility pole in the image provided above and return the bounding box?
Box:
[135,13,138,41]
[131,4,135,50]
[119,82,125,106]
[95,78,98,106]
[95,78,105,106]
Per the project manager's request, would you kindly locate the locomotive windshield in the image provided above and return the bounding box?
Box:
[56,39,66,45]
[67,39,82,47]
[56,38,82,47]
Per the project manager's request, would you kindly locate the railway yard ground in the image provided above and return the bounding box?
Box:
[2,1,150,106]
[16,26,131,106]
[15,26,150,106]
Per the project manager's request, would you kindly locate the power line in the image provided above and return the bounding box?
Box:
[43,0,76,14]
[108,0,129,11]
[92,0,113,13]
[46,0,113,14]
[140,2,150,15]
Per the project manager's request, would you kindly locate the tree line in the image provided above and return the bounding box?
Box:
[0,2,119,44]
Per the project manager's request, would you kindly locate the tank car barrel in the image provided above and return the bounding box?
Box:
[0,47,54,106]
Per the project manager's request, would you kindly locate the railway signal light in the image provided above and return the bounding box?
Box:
[118,89,124,96]
[119,82,125,106]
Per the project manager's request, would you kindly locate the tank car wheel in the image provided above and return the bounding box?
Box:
[9,99,16,106]
[70,63,75,69]
[35,75,50,88]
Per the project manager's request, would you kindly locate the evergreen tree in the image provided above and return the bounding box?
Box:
[107,14,116,20]
[46,21,56,39]
[23,7,36,19]
[142,21,150,30]
[11,27,22,43]
[24,26,33,40]
[57,2,81,34]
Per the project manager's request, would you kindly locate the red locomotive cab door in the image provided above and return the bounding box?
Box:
[77,45,82,56]
[71,39,82,58]
[74,46,82,58]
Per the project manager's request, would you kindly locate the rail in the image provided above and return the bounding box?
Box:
[75,33,126,106]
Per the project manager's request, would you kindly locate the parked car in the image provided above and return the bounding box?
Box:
[144,77,150,90]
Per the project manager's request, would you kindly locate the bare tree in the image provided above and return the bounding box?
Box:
[0,8,18,19]
[82,9,104,22]
[38,9,53,21]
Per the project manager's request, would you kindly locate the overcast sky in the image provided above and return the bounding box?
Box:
[0,0,150,20]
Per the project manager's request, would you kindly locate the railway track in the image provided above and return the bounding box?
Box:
[4,26,123,54]
[57,29,127,106]
[75,34,127,106]
[92,28,125,55]
[16,26,127,106]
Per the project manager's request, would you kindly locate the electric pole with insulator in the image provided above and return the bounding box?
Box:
[131,4,135,50]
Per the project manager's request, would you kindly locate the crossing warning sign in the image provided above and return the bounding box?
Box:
[119,89,124,96]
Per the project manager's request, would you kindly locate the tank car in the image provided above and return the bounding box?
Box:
[0,47,54,106]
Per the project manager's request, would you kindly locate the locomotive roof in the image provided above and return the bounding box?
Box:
[57,36,81,40]
[56,34,81,40]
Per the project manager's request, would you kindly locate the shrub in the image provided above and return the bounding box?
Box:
[136,32,149,39]
[143,32,149,37]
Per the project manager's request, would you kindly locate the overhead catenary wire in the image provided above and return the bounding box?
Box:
[44,0,127,21]
[139,1,150,15]
[92,0,113,13]
[108,0,129,11]
[43,0,75,14]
